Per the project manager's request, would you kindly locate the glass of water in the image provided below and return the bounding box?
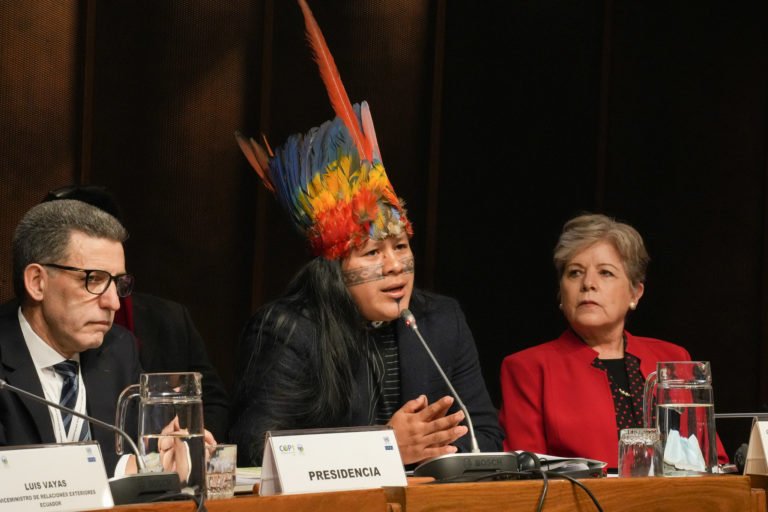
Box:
[618,428,662,477]
[206,444,237,499]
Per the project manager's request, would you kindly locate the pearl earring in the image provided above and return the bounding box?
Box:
[629,302,637,310]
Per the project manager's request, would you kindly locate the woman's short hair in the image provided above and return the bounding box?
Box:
[553,213,650,287]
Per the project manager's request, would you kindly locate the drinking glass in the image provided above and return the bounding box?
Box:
[206,444,237,499]
[618,428,662,477]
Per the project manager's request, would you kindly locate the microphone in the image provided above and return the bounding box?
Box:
[400,309,480,453]
[399,309,520,481]
[0,378,180,504]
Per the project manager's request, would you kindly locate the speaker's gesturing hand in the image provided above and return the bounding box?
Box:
[387,394,468,465]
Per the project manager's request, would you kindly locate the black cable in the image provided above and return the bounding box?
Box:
[539,470,604,512]
[423,468,603,512]
[195,491,207,512]
[460,469,602,512]
[535,470,548,512]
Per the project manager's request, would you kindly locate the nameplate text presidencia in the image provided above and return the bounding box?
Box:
[260,426,406,495]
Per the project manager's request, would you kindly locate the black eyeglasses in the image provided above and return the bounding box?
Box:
[40,263,135,298]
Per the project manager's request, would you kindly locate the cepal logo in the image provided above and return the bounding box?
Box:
[382,436,394,451]
[297,444,305,454]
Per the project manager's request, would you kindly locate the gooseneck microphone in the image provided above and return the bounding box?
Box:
[400,309,480,453]
[0,378,180,504]
[399,309,519,481]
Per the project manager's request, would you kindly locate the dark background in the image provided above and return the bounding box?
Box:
[1,0,766,459]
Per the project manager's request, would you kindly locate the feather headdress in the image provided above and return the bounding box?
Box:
[236,0,411,260]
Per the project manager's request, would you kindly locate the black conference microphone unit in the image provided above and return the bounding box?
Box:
[0,378,180,504]
[399,309,522,481]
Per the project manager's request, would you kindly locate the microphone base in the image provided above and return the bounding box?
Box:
[109,471,182,505]
[413,452,521,482]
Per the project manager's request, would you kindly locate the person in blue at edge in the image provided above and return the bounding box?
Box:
[228,0,503,467]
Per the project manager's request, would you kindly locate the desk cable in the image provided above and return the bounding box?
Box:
[450,470,604,512]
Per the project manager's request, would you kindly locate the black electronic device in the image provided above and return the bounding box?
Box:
[413,452,527,481]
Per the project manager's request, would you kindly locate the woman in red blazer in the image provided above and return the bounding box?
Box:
[499,213,727,468]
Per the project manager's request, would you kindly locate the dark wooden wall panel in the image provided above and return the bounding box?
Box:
[0,1,82,300]
[88,0,263,388]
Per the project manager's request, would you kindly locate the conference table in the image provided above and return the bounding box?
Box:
[86,475,766,512]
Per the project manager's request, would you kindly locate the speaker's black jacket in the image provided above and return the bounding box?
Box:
[229,289,503,466]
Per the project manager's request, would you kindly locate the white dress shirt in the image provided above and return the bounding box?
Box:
[18,307,89,443]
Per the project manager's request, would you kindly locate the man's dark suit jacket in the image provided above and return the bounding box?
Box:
[130,293,229,441]
[0,304,141,475]
[230,289,504,466]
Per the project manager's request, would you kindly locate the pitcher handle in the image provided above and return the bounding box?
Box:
[114,383,140,456]
[642,370,658,428]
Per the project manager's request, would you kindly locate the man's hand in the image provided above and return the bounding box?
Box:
[156,417,217,484]
[123,421,216,478]
[387,394,468,465]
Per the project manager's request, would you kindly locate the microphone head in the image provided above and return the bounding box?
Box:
[400,308,417,329]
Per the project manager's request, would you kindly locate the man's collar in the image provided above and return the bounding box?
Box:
[17,307,79,369]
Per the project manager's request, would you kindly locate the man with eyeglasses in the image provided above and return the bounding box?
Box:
[0,199,140,474]
[42,184,230,442]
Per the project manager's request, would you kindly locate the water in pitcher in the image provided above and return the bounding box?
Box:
[141,433,206,493]
[657,403,717,475]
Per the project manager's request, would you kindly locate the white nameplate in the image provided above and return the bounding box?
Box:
[260,426,406,495]
[0,442,113,511]
[745,419,768,475]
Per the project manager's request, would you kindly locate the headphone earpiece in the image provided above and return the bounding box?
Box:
[516,451,541,473]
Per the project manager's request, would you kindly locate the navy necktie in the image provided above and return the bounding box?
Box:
[52,360,91,441]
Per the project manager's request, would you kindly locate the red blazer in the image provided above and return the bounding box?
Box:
[499,329,728,467]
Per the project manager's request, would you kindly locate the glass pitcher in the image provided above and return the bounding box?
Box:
[642,361,717,475]
[116,372,205,493]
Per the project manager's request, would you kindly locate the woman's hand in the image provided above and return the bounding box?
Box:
[387,394,468,465]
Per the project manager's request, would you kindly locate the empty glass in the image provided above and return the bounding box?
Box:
[618,428,662,477]
[206,444,237,500]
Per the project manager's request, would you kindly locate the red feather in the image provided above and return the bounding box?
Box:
[297,0,372,161]
[235,131,274,192]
